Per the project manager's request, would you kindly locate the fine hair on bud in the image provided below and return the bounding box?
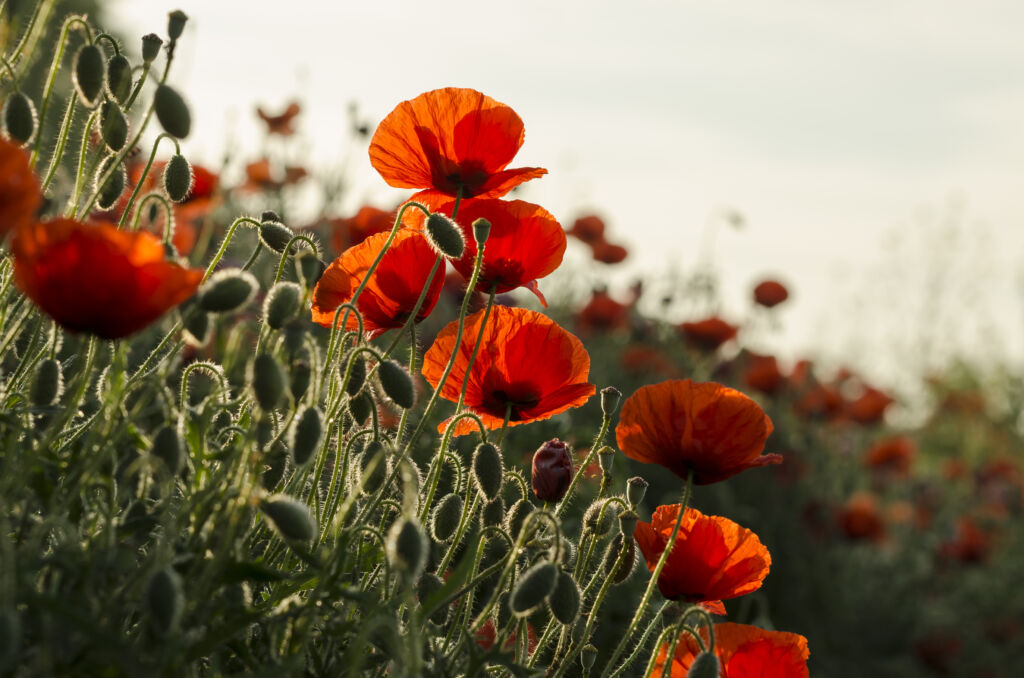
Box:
[345,355,367,396]
[687,651,721,678]
[429,493,463,543]
[584,498,620,536]
[295,250,326,288]
[152,425,186,475]
[99,101,128,151]
[3,92,37,146]
[183,308,211,347]
[417,573,450,625]
[425,212,465,259]
[260,495,316,542]
[356,441,390,495]
[348,390,373,425]
[249,353,287,411]
[163,154,194,202]
[290,360,312,401]
[509,561,558,617]
[289,406,323,466]
[154,84,191,138]
[198,269,259,313]
[548,570,581,625]
[258,219,295,254]
[264,282,302,330]
[30,357,64,407]
[472,442,504,501]
[145,567,184,636]
[106,54,133,104]
[94,157,127,210]
[506,499,535,539]
[386,517,428,582]
[73,44,105,107]
[480,496,505,528]
[377,360,415,409]
[602,533,637,584]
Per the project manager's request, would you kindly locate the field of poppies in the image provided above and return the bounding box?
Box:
[1,4,1022,678]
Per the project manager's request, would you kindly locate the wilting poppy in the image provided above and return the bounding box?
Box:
[846,385,894,424]
[752,279,789,308]
[257,101,301,136]
[616,380,780,485]
[654,622,809,678]
[11,219,202,339]
[0,136,42,241]
[567,215,605,244]
[405,194,565,305]
[330,205,396,253]
[311,229,445,338]
[679,316,739,352]
[369,87,546,199]
[838,492,885,542]
[864,436,915,476]
[634,505,770,612]
[422,305,595,436]
[591,239,628,264]
[576,288,630,334]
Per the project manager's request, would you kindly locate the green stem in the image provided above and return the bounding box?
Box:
[30,14,91,168]
[39,96,76,193]
[119,133,179,227]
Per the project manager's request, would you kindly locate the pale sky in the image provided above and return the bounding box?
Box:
[110,0,1024,385]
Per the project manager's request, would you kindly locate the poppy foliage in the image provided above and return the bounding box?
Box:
[0,136,42,241]
[311,229,444,338]
[634,505,771,612]
[655,622,810,677]
[369,87,546,198]
[422,305,595,435]
[616,379,781,485]
[11,219,202,339]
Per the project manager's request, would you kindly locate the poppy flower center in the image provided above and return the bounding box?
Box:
[485,383,540,420]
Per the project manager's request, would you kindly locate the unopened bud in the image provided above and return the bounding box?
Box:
[152,425,185,475]
[289,406,323,466]
[263,282,302,329]
[345,355,367,396]
[386,517,428,580]
[261,210,281,222]
[167,10,189,41]
[3,92,36,146]
[295,250,326,287]
[290,360,311,400]
[154,84,191,138]
[602,534,636,584]
[141,34,163,63]
[598,446,615,475]
[480,496,505,528]
[626,477,648,507]
[250,353,286,411]
[509,561,557,617]
[145,567,184,635]
[472,217,491,246]
[163,154,193,202]
[549,570,581,625]
[581,645,598,672]
[378,360,415,409]
[94,157,126,210]
[425,212,465,259]
[260,494,316,541]
[282,320,305,355]
[531,439,573,502]
[30,357,63,407]
[348,390,373,425]
[429,493,462,542]
[258,219,294,254]
[73,44,105,107]
[417,573,449,625]
[618,510,638,537]
[686,651,721,678]
[182,308,211,347]
[506,498,535,538]
[198,269,258,313]
[99,100,128,151]
[357,441,388,494]
[106,54,133,104]
[584,498,619,536]
[472,442,504,501]
[600,386,622,417]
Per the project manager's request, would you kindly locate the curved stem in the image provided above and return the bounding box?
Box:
[119,133,180,228]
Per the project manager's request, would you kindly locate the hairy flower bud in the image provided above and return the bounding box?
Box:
[472,442,504,501]
[687,652,721,678]
[99,100,128,151]
[548,570,581,625]
[425,212,465,259]
[3,92,36,146]
[30,357,63,407]
[584,498,619,537]
[198,269,258,313]
[145,567,183,635]
[154,84,191,138]
[163,153,193,202]
[258,219,295,254]
[357,441,389,495]
[387,517,428,581]
[602,533,637,584]
[183,308,211,347]
[250,353,286,411]
[417,573,449,625]
[429,493,462,542]
[294,250,326,287]
[263,282,302,330]
[260,495,315,542]
[289,406,323,466]
[290,360,311,401]
[378,359,415,409]
[531,439,573,502]
[141,33,163,63]
[152,425,186,475]
[506,498,535,539]
[345,355,367,396]
[480,496,505,528]
[509,561,557,617]
[94,157,126,210]
[348,390,373,425]
[626,476,648,507]
[106,54,132,104]
[73,44,105,107]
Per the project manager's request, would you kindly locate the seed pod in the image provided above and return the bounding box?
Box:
[580,645,598,672]
[152,425,186,475]
[506,499,535,539]
[30,357,64,407]
[349,390,373,425]
[626,476,648,507]
[472,217,491,246]
[99,100,128,151]
[378,360,414,409]
[289,406,323,466]
[618,510,639,537]
[531,439,573,502]
[294,250,325,287]
[600,386,622,417]
[584,498,619,537]
[386,517,428,581]
[94,156,126,210]
[3,92,36,146]
[263,282,302,329]
[417,573,449,625]
[73,44,105,107]
[424,212,465,259]
[480,496,505,528]
[145,567,184,635]
[198,269,258,313]
[182,308,211,347]
[167,10,188,41]
[0,607,20,672]
[163,153,193,202]
[154,84,191,138]
[141,33,163,63]
[472,442,503,501]
[106,54,133,104]
[429,493,462,543]
[250,354,286,411]
[602,533,636,584]
[687,652,721,678]
[255,415,275,450]
[509,561,557,617]
[548,570,581,625]
[261,495,315,541]
[258,219,295,254]
[598,446,615,475]
[345,355,367,396]
[289,360,311,401]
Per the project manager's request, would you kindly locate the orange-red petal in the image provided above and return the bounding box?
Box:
[656,622,810,677]
[0,135,42,241]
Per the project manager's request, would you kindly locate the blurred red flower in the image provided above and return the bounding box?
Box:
[864,436,915,476]
[257,101,301,136]
[752,279,789,308]
[654,622,809,678]
[939,517,992,564]
[846,385,894,424]
[744,353,784,395]
[330,205,396,253]
[591,239,628,264]
[838,492,885,542]
[679,316,739,352]
[0,136,42,241]
[567,215,605,244]
[576,288,630,334]
[124,161,219,255]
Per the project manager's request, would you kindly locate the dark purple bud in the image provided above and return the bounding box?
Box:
[531,439,573,502]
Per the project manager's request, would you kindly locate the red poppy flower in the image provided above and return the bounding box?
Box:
[576,288,630,334]
[744,353,784,394]
[616,380,780,485]
[369,87,546,199]
[257,101,301,136]
[864,436,915,476]
[567,215,606,244]
[654,622,809,678]
[404,193,565,305]
[634,505,771,612]
[846,386,894,424]
[793,383,844,420]
[838,492,885,542]
[243,158,275,191]
[422,305,595,436]
[330,205,396,253]
[475,619,538,652]
[939,517,992,564]
[752,279,789,308]
[11,219,202,339]
[620,345,679,377]
[0,136,42,241]
[591,239,628,264]
[679,316,739,351]
[311,229,444,338]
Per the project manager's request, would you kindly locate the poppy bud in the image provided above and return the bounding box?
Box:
[30,357,63,407]
[345,355,367,396]
[282,320,306,355]
[163,154,193,202]
[480,496,505,528]
[99,100,128,151]
[0,607,20,671]
[261,210,281,222]
[506,498,535,538]
[472,442,504,501]
[377,360,415,409]
[250,353,286,411]
[357,441,389,495]
[198,269,258,313]
[294,250,326,287]
[258,219,295,254]
[386,517,428,581]
[601,534,636,584]
[145,567,184,635]
[154,84,191,138]
[531,439,573,502]
[348,390,373,425]
[429,493,462,542]
[106,54,133,104]
[509,561,557,617]
[472,217,491,246]
[584,498,619,536]
[618,510,638,537]
[73,44,105,108]
[260,494,316,541]
[289,406,323,466]
[263,282,302,330]
[686,652,721,678]
[290,360,311,401]
[141,33,163,63]
[626,477,648,507]
[548,570,581,625]
[3,92,36,146]
[152,425,185,475]
[598,446,615,475]
[94,156,126,210]
[600,386,622,417]
[580,644,598,672]
[425,212,465,259]
[417,572,449,625]
[255,415,275,450]
[167,10,188,41]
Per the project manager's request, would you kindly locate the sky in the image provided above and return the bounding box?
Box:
[109,0,1024,385]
